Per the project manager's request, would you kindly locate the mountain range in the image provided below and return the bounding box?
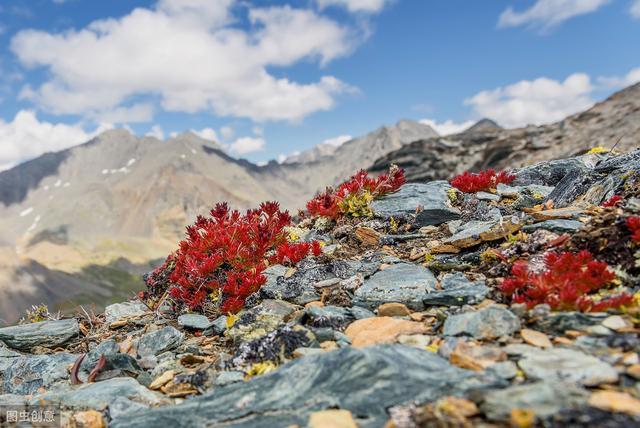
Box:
[0,83,638,324]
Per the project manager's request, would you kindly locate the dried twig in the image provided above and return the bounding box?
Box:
[71,354,85,385]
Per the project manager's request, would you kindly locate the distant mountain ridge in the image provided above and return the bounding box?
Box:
[370,83,640,182]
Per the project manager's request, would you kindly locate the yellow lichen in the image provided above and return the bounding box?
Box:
[587,146,609,155]
[389,216,399,233]
[226,312,239,329]
[245,361,277,379]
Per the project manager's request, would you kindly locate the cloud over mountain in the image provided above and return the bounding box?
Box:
[11,0,360,123]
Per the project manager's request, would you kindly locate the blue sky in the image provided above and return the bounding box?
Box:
[0,0,638,169]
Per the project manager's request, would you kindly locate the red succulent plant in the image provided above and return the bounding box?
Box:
[450,169,515,193]
[500,250,631,312]
[147,201,319,313]
[306,165,405,219]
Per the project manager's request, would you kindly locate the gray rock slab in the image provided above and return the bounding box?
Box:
[31,377,168,412]
[518,348,618,386]
[481,381,588,421]
[0,319,79,351]
[423,272,488,306]
[443,306,521,339]
[137,326,184,357]
[111,345,501,428]
[177,314,212,330]
[353,263,437,310]
[523,219,583,233]
[105,302,148,324]
[3,353,77,395]
[371,182,461,226]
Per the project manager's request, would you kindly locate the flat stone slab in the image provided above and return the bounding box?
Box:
[371,182,461,226]
[137,326,184,357]
[3,353,78,395]
[111,345,501,428]
[523,219,583,233]
[0,319,79,351]
[423,273,488,306]
[31,377,168,415]
[518,348,618,386]
[177,314,212,330]
[481,381,588,421]
[353,263,437,310]
[443,306,521,339]
[444,216,520,249]
[105,302,149,324]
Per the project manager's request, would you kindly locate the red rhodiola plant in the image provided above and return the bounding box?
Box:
[146,201,319,314]
[450,169,515,193]
[306,165,405,220]
[500,250,632,312]
[601,195,623,207]
[627,216,640,243]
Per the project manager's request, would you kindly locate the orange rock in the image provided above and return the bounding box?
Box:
[627,364,640,379]
[377,302,411,317]
[520,329,552,349]
[355,227,381,246]
[74,410,106,428]
[510,408,535,428]
[344,317,428,347]
[308,409,358,428]
[588,390,640,416]
[305,301,325,309]
[450,341,507,371]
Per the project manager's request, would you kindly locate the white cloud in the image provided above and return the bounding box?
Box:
[11,1,358,123]
[322,134,352,146]
[145,124,164,140]
[597,67,640,88]
[252,126,264,136]
[229,136,266,155]
[631,0,640,18]
[193,127,218,142]
[498,0,610,31]
[465,73,595,128]
[0,110,110,171]
[220,126,235,141]
[317,0,391,13]
[89,103,154,124]
[418,119,475,136]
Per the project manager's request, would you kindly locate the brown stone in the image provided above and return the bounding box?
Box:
[150,370,175,390]
[308,409,358,428]
[450,341,507,371]
[305,301,324,309]
[344,317,428,347]
[74,410,106,428]
[377,302,411,317]
[520,329,552,349]
[588,391,640,416]
[355,227,381,246]
[627,364,640,379]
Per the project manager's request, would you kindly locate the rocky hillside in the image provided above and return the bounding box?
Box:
[0,120,436,324]
[370,83,640,182]
[0,148,639,427]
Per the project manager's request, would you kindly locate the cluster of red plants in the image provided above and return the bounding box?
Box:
[500,250,632,312]
[146,202,319,313]
[450,169,515,193]
[627,216,640,243]
[601,195,623,207]
[306,166,405,219]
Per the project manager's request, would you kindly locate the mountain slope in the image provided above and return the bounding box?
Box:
[370,83,640,182]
